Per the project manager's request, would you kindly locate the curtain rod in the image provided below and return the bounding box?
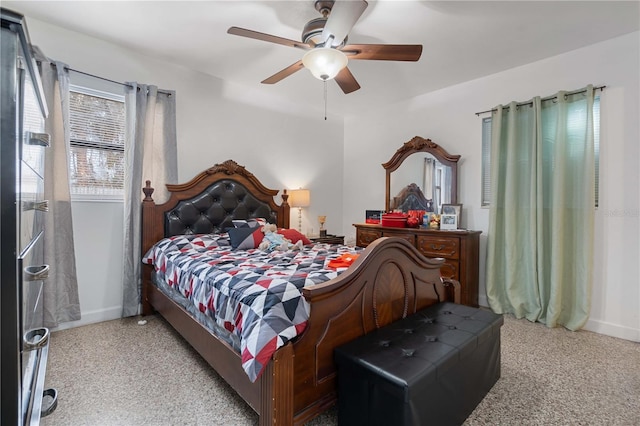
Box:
[49,62,173,95]
[474,85,605,116]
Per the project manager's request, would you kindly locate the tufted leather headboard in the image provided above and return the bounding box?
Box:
[390,183,433,212]
[141,160,290,256]
[165,179,279,236]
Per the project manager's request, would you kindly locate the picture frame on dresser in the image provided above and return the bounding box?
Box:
[441,203,462,229]
[365,210,383,224]
[440,214,457,230]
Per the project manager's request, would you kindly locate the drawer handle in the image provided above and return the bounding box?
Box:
[430,244,445,251]
[26,131,51,147]
[24,264,49,281]
[23,200,49,212]
[23,327,49,351]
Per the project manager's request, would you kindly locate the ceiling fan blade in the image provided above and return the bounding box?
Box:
[261,61,305,85]
[228,27,311,51]
[322,0,368,47]
[342,44,423,61]
[334,67,361,94]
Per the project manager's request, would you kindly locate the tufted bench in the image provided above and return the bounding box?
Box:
[334,302,503,426]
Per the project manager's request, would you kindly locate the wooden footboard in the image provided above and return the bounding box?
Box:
[288,236,460,424]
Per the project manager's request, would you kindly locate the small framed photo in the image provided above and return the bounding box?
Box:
[365,210,383,224]
[441,204,462,228]
[440,214,457,230]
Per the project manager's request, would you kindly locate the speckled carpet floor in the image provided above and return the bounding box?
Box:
[42,313,639,426]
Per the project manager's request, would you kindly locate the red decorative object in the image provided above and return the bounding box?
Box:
[407,217,420,228]
[407,210,426,226]
[381,213,408,228]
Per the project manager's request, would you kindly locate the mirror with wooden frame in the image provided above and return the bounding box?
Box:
[383,136,460,214]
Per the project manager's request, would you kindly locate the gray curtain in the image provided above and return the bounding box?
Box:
[485,85,596,331]
[39,58,81,327]
[122,83,177,317]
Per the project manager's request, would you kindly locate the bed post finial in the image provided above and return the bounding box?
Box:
[281,189,291,228]
[143,180,155,201]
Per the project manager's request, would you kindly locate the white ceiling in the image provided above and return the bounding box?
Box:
[4,1,639,116]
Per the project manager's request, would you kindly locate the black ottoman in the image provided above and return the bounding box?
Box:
[334,302,503,426]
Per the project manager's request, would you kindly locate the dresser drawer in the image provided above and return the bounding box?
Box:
[357,229,382,247]
[383,230,415,246]
[416,235,460,260]
[439,259,459,281]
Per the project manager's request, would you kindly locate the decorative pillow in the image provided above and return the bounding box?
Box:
[228,226,264,250]
[278,228,312,245]
[232,218,267,229]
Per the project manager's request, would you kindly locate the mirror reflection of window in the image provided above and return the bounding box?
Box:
[422,156,452,213]
[442,166,451,205]
[435,167,442,213]
[423,157,434,199]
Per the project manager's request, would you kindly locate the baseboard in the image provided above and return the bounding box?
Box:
[477,294,639,342]
[52,306,122,332]
[583,318,640,342]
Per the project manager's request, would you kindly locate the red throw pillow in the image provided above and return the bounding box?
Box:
[278,228,312,245]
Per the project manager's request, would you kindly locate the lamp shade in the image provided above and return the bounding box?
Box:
[289,189,310,208]
[302,47,348,81]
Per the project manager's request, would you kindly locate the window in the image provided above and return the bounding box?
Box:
[481,96,600,207]
[69,85,125,199]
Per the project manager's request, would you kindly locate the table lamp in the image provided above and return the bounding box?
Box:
[289,189,310,232]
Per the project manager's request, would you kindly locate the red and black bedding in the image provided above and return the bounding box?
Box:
[143,225,361,382]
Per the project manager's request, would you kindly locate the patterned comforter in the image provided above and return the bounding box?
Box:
[143,233,361,382]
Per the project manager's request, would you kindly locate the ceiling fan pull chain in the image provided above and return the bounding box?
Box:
[324,79,328,120]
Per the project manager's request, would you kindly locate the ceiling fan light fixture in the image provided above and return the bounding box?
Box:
[302,47,348,81]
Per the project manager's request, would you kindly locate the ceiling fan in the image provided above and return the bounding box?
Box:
[227,0,422,94]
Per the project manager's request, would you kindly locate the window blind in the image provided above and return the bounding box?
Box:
[481,117,492,207]
[68,87,125,198]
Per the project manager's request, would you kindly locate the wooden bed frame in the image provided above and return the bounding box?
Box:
[141,160,461,426]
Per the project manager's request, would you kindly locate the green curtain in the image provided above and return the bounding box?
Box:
[486,85,595,331]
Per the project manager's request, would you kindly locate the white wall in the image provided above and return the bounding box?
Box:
[26,17,345,329]
[55,201,124,330]
[343,32,640,342]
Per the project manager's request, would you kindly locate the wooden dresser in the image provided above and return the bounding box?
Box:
[310,234,345,245]
[354,224,481,307]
